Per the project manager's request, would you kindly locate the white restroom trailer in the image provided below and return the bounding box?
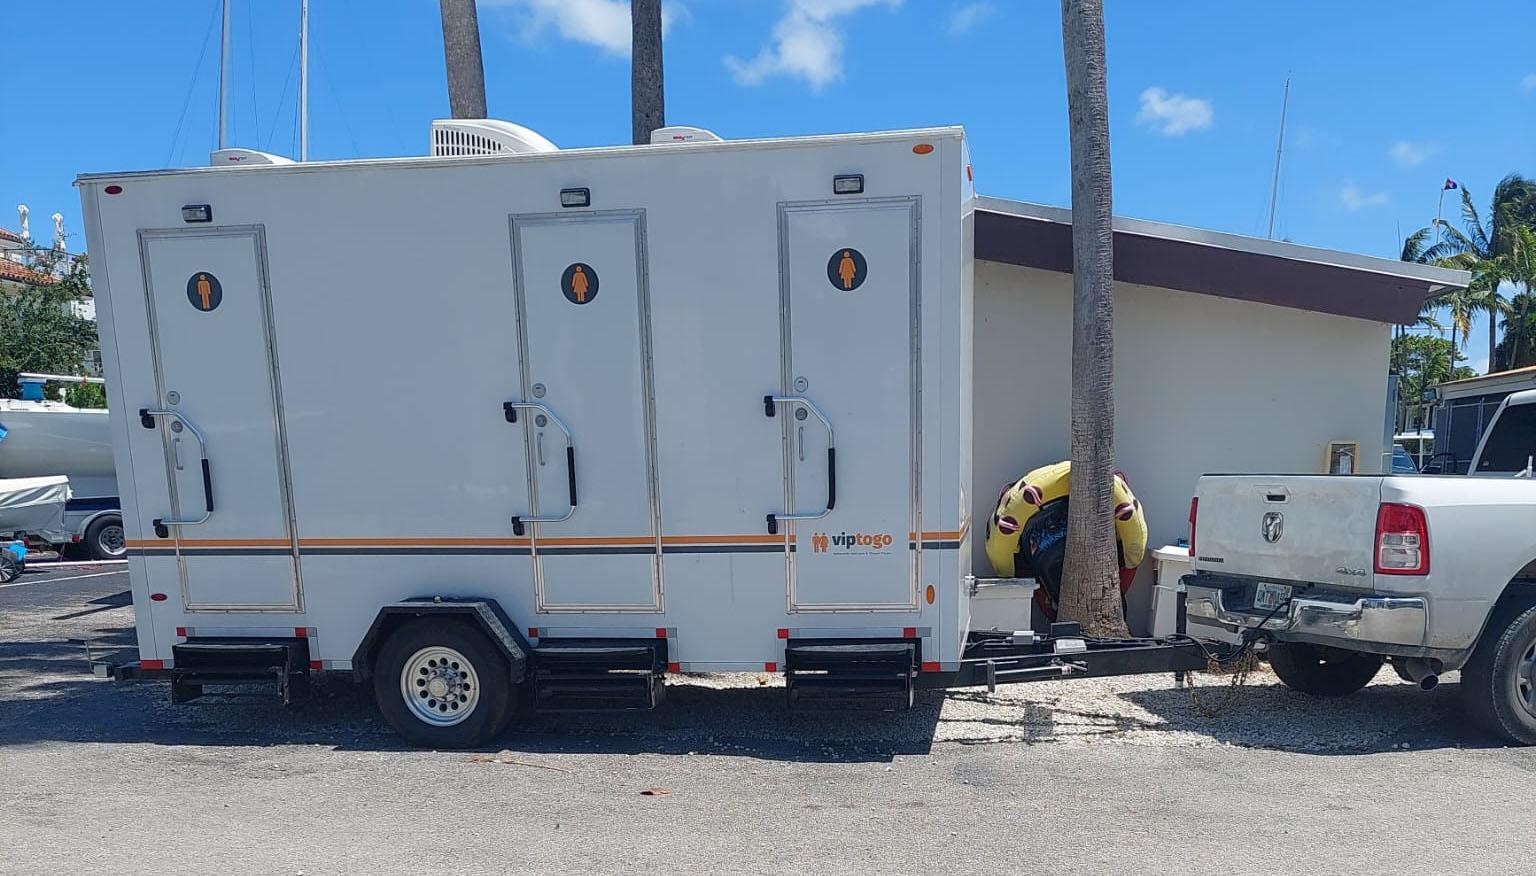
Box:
[82,124,1210,746]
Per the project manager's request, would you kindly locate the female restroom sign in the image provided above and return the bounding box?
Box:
[827,248,867,292]
[560,262,598,304]
[186,272,223,312]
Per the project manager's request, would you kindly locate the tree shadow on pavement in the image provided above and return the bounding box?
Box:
[1119,672,1506,754]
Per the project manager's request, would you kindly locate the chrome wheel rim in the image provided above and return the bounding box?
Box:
[1518,638,1536,718]
[99,524,126,557]
[400,646,479,727]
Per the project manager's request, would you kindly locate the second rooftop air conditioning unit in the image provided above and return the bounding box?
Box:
[430,120,559,157]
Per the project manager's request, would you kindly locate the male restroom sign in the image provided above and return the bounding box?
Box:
[186,271,223,312]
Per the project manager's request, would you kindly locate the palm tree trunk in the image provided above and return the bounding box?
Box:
[1489,305,1499,373]
[439,0,487,119]
[1057,0,1128,637]
[631,0,665,145]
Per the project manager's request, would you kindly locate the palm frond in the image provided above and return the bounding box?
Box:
[1400,227,1433,263]
[1460,187,1490,256]
[1424,221,1475,261]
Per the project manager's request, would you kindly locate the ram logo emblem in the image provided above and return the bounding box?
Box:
[1261,511,1284,544]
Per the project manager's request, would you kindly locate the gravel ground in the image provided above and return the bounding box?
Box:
[2,571,1532,874]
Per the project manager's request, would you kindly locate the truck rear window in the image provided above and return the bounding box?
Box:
[1476,403,1536,473]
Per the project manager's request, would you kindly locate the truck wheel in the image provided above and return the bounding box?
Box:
[1267,642,1383,696]
[84,515,127,561]
[372,618,514,749]
[1459,599,1536,746]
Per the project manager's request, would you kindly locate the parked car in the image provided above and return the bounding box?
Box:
[1390,443,1419,474]
[1186,388,1536,744]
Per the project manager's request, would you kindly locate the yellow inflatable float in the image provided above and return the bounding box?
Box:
[984,460,1148,620]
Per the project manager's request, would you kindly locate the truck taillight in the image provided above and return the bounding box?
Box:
[1187,497,1198,557]
[1375,502,1429,575]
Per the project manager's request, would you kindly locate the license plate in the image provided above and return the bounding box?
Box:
[1254,581,1292,611]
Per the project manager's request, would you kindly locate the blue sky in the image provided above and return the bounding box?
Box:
[3,0,1533,369]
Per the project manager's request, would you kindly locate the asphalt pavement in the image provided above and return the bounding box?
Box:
[1,569,1533,875]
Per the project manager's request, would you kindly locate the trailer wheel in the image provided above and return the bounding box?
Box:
[84,514,127,561]
[1459,598,1536,746]
[1267,642,1383,696]
[372,618,514,748]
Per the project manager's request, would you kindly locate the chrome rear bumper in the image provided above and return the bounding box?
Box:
[1185,585,1427,649]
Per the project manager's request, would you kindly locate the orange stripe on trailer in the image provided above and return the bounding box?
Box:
[299,536,530,547]
[661,533,788,545]
[537,535,656,547]
[126,537,291,548]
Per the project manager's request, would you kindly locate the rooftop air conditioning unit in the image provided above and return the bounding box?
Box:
[650,126,724,145]
[430,120,559,157]
[210,148,296,166]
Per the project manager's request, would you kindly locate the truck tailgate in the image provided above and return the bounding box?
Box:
[1195,476,1382,588]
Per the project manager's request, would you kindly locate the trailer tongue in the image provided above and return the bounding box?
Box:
[84,121,1232,746]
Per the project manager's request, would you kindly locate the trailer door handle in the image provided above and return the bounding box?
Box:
[763,395,835,535]
[504,401,577,536]
[141,408,213,535]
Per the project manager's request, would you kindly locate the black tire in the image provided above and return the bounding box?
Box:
[372,618,514,749]
[84,514,127,561]
[0,553,19,584]
[1267,642,1384,696]
[1459,598,1536,746]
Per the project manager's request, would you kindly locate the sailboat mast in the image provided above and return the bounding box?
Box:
[1265,77,1290,240]
[299,0,310,160]
[218,0,232,149]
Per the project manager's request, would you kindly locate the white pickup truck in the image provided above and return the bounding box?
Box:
[1187,388,1536,745]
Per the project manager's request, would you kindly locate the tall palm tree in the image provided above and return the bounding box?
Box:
[1057,0,1127,637]
[1493,226,1536,369]
[1423,174,1536,370]
[1400,227,1446,337]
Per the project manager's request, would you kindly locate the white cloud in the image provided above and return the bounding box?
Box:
[947,2,993,36]
[1135,87,1213,136]
[1293,126,1328,149]
[1523,72,1536,91]
[1339,183,1390,212]
[725,0,900,91]
[487,0,682,57]
[1388,140,1436,168]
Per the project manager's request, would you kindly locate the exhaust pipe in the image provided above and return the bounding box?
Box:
[1395,658,1440,691]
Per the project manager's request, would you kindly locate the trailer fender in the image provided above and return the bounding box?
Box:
[352,598,530,684]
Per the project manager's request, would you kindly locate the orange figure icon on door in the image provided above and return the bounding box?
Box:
[837,251,857,290]
[560,262,599,305]
[826,247,866,292]
[195,274,213,310]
